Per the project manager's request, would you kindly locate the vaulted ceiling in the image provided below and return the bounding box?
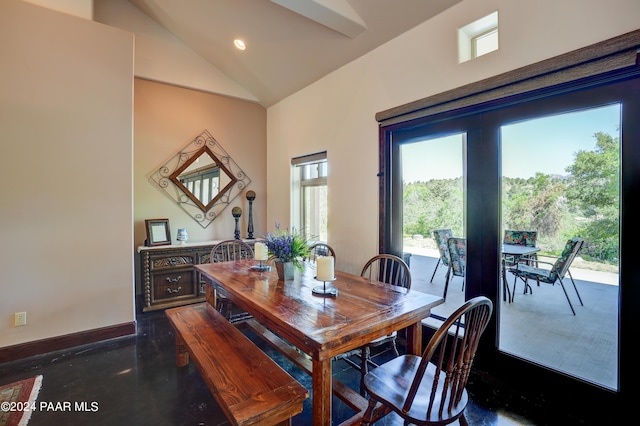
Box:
[129,0,461,106]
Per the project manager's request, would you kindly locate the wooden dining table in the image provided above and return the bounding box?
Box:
[195,259,443,426]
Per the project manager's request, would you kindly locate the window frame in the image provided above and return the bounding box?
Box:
[291,152,327,240]
[471,27,498,58]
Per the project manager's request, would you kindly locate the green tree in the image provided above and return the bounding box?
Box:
[564,131,619,263]
[565,132,619,212]
[503,173,564,238]
[403,178,463,237]
[405,131,619,265]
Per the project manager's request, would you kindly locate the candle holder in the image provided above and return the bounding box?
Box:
[251,259,271,271]
[231,207,242,240]
[246,190,256,239]
[176,228,189,245]
[312,277,338,297]
[251,241,271,271]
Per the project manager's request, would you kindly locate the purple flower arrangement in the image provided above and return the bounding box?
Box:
[263,223,310,271]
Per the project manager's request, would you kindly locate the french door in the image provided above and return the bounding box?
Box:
[379,69,640,417]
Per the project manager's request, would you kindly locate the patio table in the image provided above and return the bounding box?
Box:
[502,244,541,302]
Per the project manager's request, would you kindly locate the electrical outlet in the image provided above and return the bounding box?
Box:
[14,312,26,327]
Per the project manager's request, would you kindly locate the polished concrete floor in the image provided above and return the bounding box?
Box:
[1,308,572,426]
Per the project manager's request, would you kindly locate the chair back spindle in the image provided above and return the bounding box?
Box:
[306,242,336,264]
[210,240,254,263]
[361,254,411,289]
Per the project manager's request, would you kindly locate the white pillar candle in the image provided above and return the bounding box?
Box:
[317,256,335,281]
[254,242,268,260]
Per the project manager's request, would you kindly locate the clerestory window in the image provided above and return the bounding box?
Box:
[458,11,498,63]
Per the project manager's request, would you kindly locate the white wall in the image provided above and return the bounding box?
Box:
[266,0,640,275]
[0,0,134,347]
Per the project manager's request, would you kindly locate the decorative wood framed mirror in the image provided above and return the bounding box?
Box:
[169,145,238,212]
[150,130,251,228]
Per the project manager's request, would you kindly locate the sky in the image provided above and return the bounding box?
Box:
[401,103,620,182]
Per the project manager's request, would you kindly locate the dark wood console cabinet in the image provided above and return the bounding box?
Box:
[138,240,255,312]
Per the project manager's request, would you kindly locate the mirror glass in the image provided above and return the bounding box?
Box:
[169,147,237,212]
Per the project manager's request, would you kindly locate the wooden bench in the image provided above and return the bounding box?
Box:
[166,303,309,426]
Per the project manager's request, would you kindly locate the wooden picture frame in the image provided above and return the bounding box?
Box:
[145,219,171,246]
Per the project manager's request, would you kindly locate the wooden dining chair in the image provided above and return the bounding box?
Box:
[361,296,493,426]
[306,242,336,264]
[430,229,453,282]
[343,254,411,394]
[509,237,585,315]
[361,253,411,289]
[443,237,466,301]
[210,239,254,322]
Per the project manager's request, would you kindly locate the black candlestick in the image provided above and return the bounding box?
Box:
[246,190,256,239]
[232,206,242,240]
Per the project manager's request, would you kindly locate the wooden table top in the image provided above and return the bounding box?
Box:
[196,260,443,360]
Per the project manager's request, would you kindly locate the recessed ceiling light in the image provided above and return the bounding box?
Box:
[234,39,246,51]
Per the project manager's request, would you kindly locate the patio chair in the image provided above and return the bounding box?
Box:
[361,296,493,426]
[443,237,466,301]
[343,254,411,395]
[430,229,453,282]
[509,237,585,315]
[210,239,254,322]
[503,230,538,267]
[502,230,539,295]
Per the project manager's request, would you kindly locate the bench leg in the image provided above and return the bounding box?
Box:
[273,420,292,426]
[175,335,190,367]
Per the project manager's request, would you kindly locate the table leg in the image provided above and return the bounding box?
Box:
[405,322,423,355]
[312,358,332,426]
[501,258,512,303]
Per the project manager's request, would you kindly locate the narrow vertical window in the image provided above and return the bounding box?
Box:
[291,152,328,241]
